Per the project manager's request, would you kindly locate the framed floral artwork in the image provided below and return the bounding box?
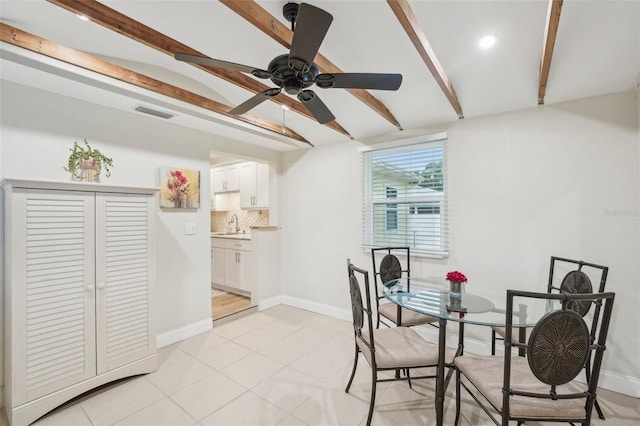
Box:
[160,167,200,209]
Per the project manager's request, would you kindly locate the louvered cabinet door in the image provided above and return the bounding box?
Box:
[11,189,97,405]
[95,193,155,373]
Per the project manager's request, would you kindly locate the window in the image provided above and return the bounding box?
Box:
[362,140,448,257]
[385,186,398,231]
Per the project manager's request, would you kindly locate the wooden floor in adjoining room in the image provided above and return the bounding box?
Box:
[211,292,253,320]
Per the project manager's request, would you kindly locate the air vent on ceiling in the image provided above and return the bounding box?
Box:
[134,105,174,119]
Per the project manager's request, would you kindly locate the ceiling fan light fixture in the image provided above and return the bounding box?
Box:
[478,34,497,49]
[284,77,303,95]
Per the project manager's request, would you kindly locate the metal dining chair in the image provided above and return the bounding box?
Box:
[371,247,438,328]
[456,289,615,426]
[489,256,609,419]
[345,259,441,426]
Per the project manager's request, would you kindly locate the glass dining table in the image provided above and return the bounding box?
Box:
[382,279,551,426]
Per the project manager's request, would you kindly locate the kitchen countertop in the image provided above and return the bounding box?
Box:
[211,226,278,240]
[211,232,251,240]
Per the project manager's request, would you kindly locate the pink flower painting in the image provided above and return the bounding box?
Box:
[160,167,200,208]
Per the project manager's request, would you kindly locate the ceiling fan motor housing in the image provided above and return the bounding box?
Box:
[268,54,318,95]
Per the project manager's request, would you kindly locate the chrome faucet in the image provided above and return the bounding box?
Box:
[228,213,240,233]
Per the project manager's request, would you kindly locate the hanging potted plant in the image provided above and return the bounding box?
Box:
[64,139,113,182]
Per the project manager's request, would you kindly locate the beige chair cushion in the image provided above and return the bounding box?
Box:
[379,302,439,326]
[357,327,439,369]
[455,354,586,420]
[492,326,532,341]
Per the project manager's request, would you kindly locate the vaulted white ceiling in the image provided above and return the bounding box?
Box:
[1,0,638,151]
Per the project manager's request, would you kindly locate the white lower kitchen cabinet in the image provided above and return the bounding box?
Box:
[225,240,253,292]
[211,238,226,285]
[1,179,158,426]
[211,237,252,294]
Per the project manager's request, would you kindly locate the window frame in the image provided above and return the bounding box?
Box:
[361,134,449,258]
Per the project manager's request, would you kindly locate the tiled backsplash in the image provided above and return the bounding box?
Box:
[211,192,269,232]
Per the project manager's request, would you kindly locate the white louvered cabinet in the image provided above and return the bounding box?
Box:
[1,179,158,426]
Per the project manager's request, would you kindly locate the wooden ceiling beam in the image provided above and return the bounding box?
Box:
[538,0,563,105]
[219,0,403,130]
[47,0,351,138]
[387,0,463,119]
[0,23,311,145]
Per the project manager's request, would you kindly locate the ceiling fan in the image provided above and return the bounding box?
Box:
[175,2,402,124]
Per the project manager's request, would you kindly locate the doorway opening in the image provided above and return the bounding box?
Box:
[211,287,256,322]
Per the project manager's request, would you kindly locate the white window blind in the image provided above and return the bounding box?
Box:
[362,140,448,257]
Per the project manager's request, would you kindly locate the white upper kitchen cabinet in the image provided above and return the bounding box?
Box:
[210,167,228,211]
[239,162,269,209]
[213,164,239,193]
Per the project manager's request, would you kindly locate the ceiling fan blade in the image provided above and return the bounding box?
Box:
[175,53,270,78]
[297,90,335,124]
[288,3,333,72]
[229,88,282,115]
[316,73,403,90]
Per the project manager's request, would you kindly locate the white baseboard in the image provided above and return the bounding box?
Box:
[282,295,352,322]
[413,325,640,398]
[156,318,212,348]
[258,295,283,311]
[597,370,640,398]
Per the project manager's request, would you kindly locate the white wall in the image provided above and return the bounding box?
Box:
[0,81,279,360]
[280,90,640,396]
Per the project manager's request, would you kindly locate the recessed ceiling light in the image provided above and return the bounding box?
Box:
[478,35,496,49]
[75,14,90,22]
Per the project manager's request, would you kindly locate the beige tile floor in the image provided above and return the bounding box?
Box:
[5,305,638,426]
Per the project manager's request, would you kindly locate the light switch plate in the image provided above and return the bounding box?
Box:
[184,222,196,235]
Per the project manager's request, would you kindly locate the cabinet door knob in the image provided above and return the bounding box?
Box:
[86,284,95,292]
[98,282,106,289]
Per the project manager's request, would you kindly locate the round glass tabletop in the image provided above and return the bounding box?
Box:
[382,279,546,327]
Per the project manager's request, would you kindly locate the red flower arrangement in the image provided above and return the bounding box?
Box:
[446,271,467,283]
